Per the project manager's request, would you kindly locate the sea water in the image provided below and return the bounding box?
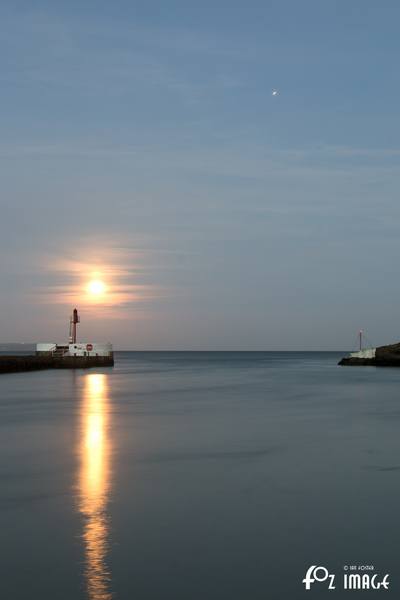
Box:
[1,352,399,599]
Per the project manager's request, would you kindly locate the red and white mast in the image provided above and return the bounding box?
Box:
[69,308,80,344]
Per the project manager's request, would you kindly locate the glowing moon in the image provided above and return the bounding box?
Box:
[87,280,106,297]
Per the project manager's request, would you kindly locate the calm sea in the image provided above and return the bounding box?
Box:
[1,351,400,599]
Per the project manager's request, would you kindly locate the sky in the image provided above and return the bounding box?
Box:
[2,0,400,350]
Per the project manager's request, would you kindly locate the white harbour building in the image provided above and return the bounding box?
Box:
[36,341,113,357]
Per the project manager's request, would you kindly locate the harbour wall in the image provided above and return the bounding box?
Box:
[339,343,400,366]
[0,354,114,374]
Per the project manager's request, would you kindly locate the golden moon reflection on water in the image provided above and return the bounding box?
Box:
[78,373,113,600]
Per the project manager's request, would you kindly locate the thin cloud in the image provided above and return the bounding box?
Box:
[36,238,168,317]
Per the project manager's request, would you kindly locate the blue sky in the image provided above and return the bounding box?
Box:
[1,1,400,349]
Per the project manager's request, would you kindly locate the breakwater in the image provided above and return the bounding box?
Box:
[339,342,400,366]
[0,354,114,374]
